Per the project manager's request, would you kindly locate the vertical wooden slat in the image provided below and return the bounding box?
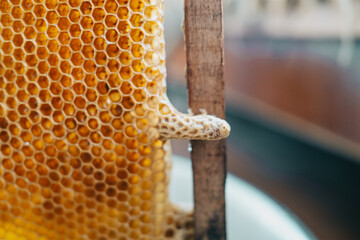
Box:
[184,0,226,239]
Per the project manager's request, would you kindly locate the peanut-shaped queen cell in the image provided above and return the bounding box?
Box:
[0,0,230,239]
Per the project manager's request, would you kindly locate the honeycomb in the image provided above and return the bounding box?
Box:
[0,0,230,239]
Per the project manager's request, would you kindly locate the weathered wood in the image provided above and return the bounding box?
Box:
[184,0,226,239]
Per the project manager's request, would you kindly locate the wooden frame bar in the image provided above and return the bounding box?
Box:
[184,0,226,239]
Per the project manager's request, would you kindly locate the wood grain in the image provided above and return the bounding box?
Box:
[184,0,226,239]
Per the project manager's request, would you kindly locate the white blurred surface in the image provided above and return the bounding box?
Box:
[169,155,316,240]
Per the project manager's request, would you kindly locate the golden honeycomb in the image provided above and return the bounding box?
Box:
[0,0,230,239]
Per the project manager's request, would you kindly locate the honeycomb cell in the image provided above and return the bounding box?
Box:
[117,7,129,20]
[45,11,58,24]
[81,31,94,44]
[58,18,71,31]
[34,5,46,18]
[48,55,59,68]
[37,61,49,74]
[83,60,96,73]
[120,66,132,80]
[132,59,145,73]
[12,34,23,47]
[58,32,70,44]
[105,29,118,42]
[12,20,24,32]
[130,0,145,12]
[96,67,108,80]
[25,55,38,67]
[23,12,35,25]
[70,53,84,66]
[80,16,93,29]
[49,68,61,81]
[1,14,12,27]
[25,69,37,81]
[22,0,34,10]
[60,61,71,74]
[58,46,71,60]
[117,21,130,34]
[130,29,144,42]
[132,74,146,87]
[79,1,92,15]
[47,41,58,53]
[57,3,69,16]
[108,74,121,88]
[11,6,23,19]
[130,14,144,27]
[51,96,63,109]
[109,90,121,102]
[133,89,146,102]
[131,44,145,58]
[0,0,11,13]
[46,26,59,38]
[93,23,105,37]
[146,52,160,67]
[69,39,82,52]
[62,89,74,102]
[35,19,47,33]
[108,59,120,72]
[82,45,95,59]
[50,82,62,95]
[74,96,86,109]
[73,83,85,95]
[69,9,81,22]
[24,41,35,53]
[1,42,12,54]
[144,21,160,35]
[69,24,81,37]
[145,6,160,20]
[2,28,13,40]
[14,63,25,75]
[60,76,71,88]
[36,33,48,45]
[104,15,117,29]
[93,8,105,21]
[13,49,24,61]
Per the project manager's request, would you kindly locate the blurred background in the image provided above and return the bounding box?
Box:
[164,0,360,239]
